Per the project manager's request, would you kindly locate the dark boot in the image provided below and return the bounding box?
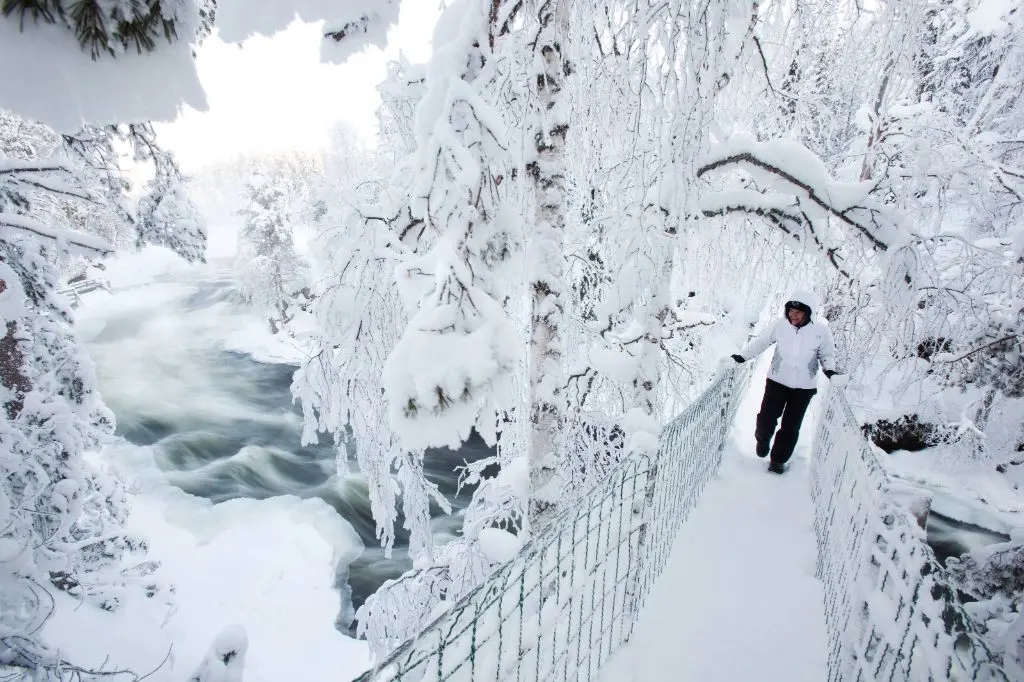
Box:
[768,461,785,474]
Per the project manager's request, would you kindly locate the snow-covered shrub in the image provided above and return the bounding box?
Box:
[0,238,150,676]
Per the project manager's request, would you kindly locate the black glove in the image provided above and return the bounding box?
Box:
[731,354,745,363]
[824,370,837,379]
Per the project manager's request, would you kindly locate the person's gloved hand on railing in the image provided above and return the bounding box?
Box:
[824,369,848,387]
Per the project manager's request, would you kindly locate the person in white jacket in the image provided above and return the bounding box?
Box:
[730,289,840,473]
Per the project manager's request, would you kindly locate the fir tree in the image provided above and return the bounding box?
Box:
[235,175,308,333]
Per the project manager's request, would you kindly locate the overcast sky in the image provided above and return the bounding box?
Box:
[156,2,441,171]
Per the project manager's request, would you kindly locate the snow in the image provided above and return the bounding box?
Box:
[384,253,518,452]
[886,449,1024,532]
[0,261,27,324]
[967,0,1018,36]
[478,527,521,564]
[215,0,400,64]
[0,16,206,133]
[0,211,113,255]
[496,456,531,501]
[601,367,828,682]
[589,344,641,384]
[701,134,876,212]
[190,625,248,682]
[39,440,372,682]
[222,308,316,364]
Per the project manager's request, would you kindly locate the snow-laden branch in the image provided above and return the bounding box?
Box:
[0,161,69,175]
[14,173,95,202]
[697,136,893,252]
[0,212,113,255]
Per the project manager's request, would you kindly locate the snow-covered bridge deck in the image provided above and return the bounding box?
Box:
[600,374,828,681]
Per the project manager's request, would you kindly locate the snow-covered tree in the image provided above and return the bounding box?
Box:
[1,90,203,682]
[293,0,535,660]
[526,0,571,529]
[235,175,308,333]
[130,123,207,261]
[0,123,146,678]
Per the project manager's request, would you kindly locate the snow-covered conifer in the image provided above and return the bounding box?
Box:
[129,123,207,262]
[235,175,308,333]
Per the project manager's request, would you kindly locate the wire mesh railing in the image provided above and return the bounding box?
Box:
[810,387,1011,682]
[354,365,753,682]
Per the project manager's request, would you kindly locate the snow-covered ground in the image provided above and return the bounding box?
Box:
[888,448,1024,527]
[43,444,372,682]
[600,366,829,681]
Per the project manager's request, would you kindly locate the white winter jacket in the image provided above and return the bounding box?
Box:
[739,292,837,390]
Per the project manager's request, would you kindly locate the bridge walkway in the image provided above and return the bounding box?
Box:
[601,364,828,681]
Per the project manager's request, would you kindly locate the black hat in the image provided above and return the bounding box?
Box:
[784,300,812,318]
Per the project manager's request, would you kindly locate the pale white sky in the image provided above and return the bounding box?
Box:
[156,2,442,171]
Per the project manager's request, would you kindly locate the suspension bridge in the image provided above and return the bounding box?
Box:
[354,361,1013,681]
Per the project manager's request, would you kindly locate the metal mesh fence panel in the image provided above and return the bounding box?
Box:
[810,387,1011,682]
[354,365,753,682]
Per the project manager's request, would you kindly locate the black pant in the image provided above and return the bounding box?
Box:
[755,378,816,464]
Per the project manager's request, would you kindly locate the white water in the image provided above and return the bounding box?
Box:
[50,249,373,679]
[54,246,490,679]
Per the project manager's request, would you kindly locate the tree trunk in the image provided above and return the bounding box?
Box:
[527,0,571,531]
[634,243,672,417]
